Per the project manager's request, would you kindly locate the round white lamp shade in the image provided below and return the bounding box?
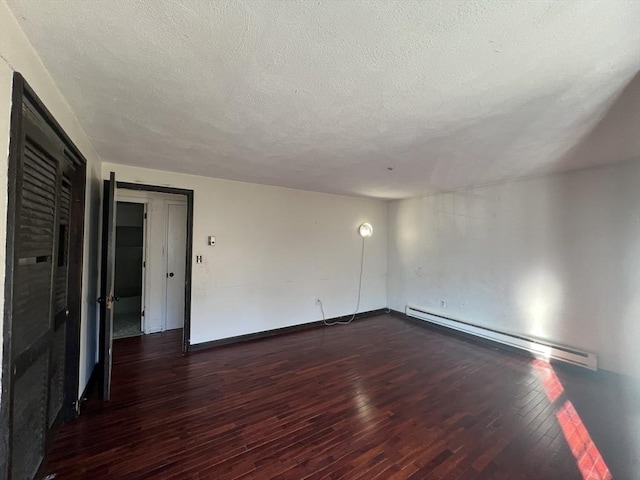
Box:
[359,223,373,238]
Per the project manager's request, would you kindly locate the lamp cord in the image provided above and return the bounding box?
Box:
[322,236,365,326]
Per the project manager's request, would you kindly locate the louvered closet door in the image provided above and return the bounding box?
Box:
[10,111,65,480]
[49,178,71,427]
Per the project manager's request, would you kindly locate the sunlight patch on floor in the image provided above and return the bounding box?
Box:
[533,358,612,480]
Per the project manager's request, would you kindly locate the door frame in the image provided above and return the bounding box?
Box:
[99,173,116,401]
[1,73,87,476]
[115,182,194,354]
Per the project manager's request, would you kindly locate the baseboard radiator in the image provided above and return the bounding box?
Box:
[405,305,598,371]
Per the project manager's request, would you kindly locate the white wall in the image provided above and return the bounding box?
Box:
[102,162,387,344]
[388,159,640,378]
[0,0,102,398]
[0,47,12,408]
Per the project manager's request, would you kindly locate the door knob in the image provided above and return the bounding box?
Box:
[168,272,174,277]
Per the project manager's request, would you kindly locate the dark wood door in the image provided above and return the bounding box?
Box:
[1,74,87,480]
[6,105,80,479]
[99,172,117,401]
[48,173,73,427]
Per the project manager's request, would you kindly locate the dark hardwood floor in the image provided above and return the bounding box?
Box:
[43,315,638,479]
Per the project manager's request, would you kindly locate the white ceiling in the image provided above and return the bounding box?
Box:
[6,0,640,199]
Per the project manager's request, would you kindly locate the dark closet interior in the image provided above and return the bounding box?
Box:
[113,202,144,339]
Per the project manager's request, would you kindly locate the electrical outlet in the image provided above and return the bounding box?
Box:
[440,300,446,308]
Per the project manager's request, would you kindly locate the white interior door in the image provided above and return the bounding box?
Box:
[165,203,187,330]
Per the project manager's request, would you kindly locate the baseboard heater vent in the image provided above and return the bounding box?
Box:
[405,305,597,371]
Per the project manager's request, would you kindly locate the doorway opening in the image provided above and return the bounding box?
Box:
[112,191,188,340]
[99,176,193,401]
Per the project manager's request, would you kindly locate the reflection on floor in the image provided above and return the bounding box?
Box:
[113,312,142,339]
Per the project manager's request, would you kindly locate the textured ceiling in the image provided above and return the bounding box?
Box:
[6,0,640,199]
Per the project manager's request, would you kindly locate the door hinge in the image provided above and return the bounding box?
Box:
[144,213,147,219]
[142,310,145,317]
[74,399,81,415]
[143,261,146,268]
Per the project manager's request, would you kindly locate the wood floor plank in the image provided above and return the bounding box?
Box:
[42,315,638,479]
